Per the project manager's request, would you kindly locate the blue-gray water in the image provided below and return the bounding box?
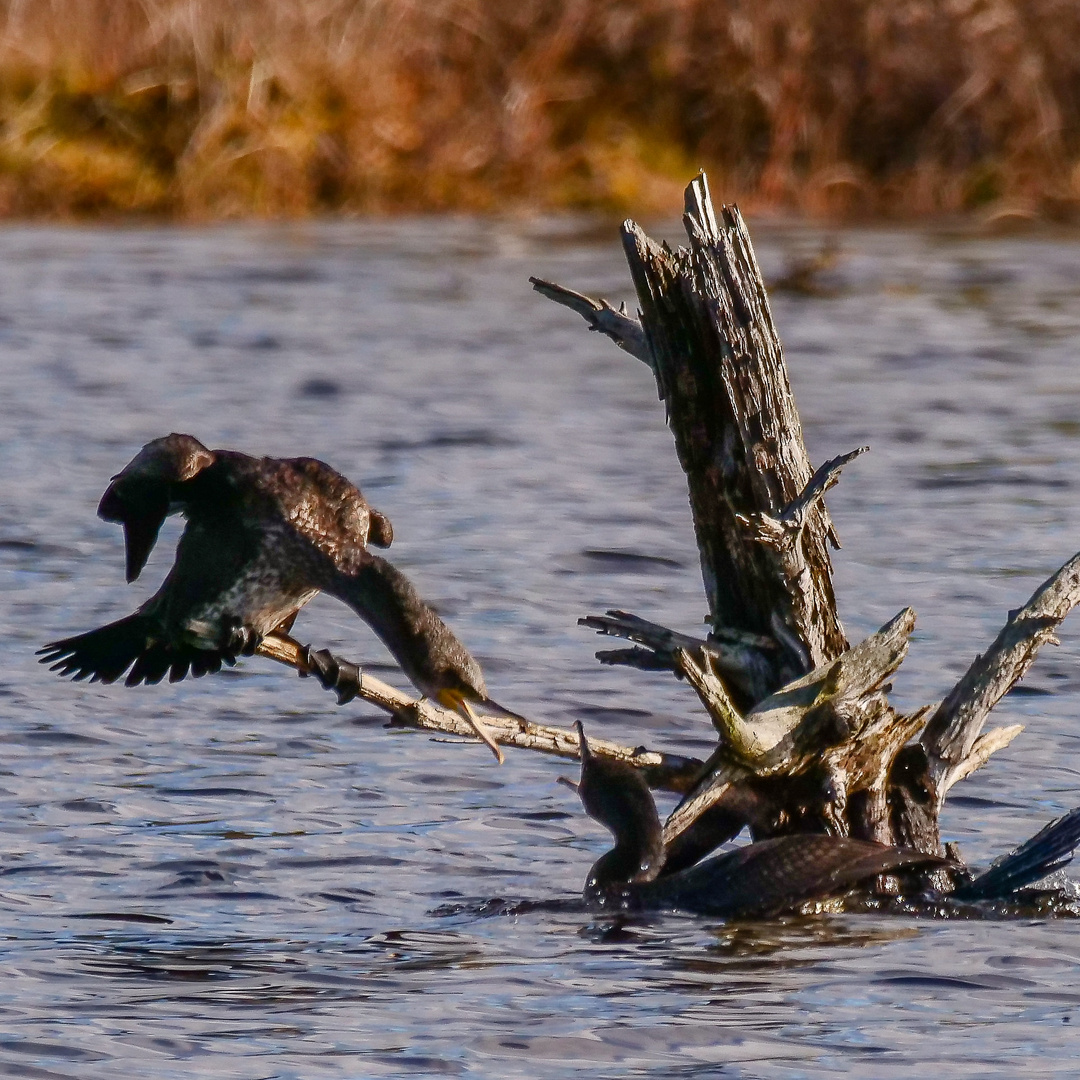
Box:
[2,217,1080,1077]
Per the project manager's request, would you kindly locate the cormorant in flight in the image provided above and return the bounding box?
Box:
[39,434,506,761]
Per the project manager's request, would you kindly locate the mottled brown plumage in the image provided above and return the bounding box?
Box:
[39,434,505,760]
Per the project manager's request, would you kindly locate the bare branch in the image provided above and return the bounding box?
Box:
[580,609,777,703]
[594,646,673,671]
[254,633,704,793]
[770,446,869,543]
[580,609,713,655]
[529,277,650,364]
[921,549,1080,799]
[941,724,1025,796]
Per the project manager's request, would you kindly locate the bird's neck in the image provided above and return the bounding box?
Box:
[584,816,666,903]
[337,554,482,702]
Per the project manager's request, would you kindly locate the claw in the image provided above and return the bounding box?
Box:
[303,646,338,686]
[302,646,363,705]
[331,660,361,704]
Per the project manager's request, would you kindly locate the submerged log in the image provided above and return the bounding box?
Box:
[535,171,1080,862]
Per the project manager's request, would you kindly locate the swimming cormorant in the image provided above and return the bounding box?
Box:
[39,433,507,761]
[565,722,947,916]
[566,722,1080,914]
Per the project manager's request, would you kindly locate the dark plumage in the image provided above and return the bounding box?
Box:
[952,807,1080,901]
[568,722,949,917]
[569,723,1080,915]
[39,433,505,760]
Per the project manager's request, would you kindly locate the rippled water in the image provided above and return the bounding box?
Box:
[3,217,1080,1076]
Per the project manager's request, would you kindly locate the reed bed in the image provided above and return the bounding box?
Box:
[1,0,1079,220]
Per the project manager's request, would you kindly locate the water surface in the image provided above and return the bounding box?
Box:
[2,217,1080,1076]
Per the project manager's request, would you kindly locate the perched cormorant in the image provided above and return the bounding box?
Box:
[39,433,507,761]
[566,722,1080,915]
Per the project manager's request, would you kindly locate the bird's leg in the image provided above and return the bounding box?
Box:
[440,691,505,765]
[299,644,363,705]
[219,616,262,658]
[220,610,302,658]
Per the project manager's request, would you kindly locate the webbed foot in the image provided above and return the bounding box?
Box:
[301,645,362,705]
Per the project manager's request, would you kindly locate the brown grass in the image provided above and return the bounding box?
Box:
[2,0,1079,221]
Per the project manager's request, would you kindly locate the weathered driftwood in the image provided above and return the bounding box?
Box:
[888,552,1080,853]
[534,171,1080,863]
[254,633,704,794]
[236,170,1077,874]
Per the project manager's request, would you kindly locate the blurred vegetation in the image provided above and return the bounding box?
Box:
[1,0,1079,221]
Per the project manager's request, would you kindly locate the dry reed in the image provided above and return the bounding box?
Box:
[1,0,1079,220]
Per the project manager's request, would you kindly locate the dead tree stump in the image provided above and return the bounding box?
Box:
[533,173,1080,863]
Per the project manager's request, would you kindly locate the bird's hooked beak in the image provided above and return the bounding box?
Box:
[556,720,590,793]
[437,688,505,765]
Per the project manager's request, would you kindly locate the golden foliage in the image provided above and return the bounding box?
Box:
[1,0,1078,219]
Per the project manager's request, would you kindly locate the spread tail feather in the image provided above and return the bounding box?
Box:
[954,807,1080,900]
[39,615,233,686]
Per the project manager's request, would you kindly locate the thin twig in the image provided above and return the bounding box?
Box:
[529,277,650,364]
